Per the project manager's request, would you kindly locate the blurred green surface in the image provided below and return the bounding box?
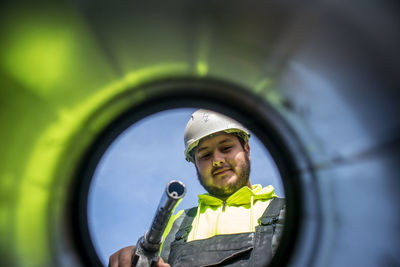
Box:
[0,1,279,266]
[1,0,400,266]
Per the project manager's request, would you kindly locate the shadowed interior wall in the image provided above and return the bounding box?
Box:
[0,0,399,266]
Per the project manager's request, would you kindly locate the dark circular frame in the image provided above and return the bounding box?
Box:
[69,77,320,267]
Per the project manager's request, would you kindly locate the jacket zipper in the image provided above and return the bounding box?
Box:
[215,201,227,235]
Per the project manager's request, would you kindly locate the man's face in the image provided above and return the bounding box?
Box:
[194,133,251,199]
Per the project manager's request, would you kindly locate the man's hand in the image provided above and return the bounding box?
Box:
[108,246,170,267]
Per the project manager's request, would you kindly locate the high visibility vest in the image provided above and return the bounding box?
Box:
[160,185,284,266]
[162,198,285,266]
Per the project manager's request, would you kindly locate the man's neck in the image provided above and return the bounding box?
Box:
[213,182,252,201]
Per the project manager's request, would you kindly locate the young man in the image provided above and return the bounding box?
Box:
[109,109,285,267]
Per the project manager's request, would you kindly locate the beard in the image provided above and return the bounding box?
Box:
[196,154,251,199]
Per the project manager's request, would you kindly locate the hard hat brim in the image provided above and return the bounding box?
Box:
[185,129,250,162]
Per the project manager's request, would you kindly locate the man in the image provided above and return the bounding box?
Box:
[109,109,285,267]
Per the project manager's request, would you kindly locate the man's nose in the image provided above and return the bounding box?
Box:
[212,152,225,167]
[212,159,224,167]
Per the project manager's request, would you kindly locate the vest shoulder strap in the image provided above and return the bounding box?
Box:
[258,198,285,226]
[160,207,197,261]
[174,206,197,241]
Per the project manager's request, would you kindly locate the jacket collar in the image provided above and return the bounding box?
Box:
[198,184,277,206]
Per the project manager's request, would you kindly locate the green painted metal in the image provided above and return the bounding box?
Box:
[2,1,399,267]
[0,2,282,266]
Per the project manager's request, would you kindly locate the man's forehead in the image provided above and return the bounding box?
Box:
[196,133,237,150]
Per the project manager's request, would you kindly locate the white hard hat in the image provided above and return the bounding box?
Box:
[184,109,250,162]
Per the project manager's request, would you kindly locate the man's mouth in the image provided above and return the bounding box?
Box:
[213,167,231,176]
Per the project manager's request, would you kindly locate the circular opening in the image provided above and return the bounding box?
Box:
[88,108,285,265]
[167,181,186,199]
[71,78,316,267]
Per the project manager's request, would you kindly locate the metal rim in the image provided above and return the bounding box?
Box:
[67,77,320,266]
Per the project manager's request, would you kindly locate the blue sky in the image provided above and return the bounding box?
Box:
[87,108,284,266]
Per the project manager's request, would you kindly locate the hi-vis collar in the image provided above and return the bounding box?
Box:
[198,184,277,206]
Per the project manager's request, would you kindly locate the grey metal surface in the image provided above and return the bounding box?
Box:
[0,0,399,266]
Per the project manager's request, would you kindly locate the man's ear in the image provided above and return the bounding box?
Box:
[244,142,250,160]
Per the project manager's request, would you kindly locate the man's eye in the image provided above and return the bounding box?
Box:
[222,146,232,152]
[200,153,211,159]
